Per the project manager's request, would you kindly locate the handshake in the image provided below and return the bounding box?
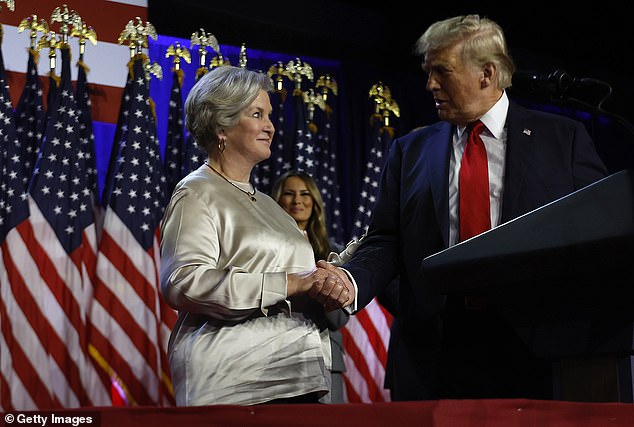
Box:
[287,237,361,311]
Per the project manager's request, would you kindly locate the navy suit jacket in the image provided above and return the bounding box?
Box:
[342,100,609,401]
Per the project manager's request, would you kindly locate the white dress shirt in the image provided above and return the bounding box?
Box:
[448,92,509,246]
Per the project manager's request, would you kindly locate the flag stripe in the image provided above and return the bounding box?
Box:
[12,221,87,406]
[0,314,44,410]
[341,325,383,402]
[341,350,365,402]
[355,301,391,364]
[1,237,69,408]
[23,204,86,337]
[98,229,161,316]
[92,271,159,374]
[0,246,54,410]
[341,308,390,402]
[88,308,155,405]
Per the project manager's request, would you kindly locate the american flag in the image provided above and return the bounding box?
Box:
[1,45,109,409]
[350,113,392,240]
[90,54,176,406]
[163,68,186,196]
[314,85,345,247]
[292,89,316,177]
[75,58,99,206]
[0,33,36,411]
[164,64,204,196]
[101,56,136,207]
[342,112,394,403]
[13,48,45,180]
[162,42,213,211]
[179,67,205,183]
[180,127,205,179]
[252,80,289,193]
[46,69,58,123]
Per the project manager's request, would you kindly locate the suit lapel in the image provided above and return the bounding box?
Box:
[501,103,534,222]
[428,123,453,246]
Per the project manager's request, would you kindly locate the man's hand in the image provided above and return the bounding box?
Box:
[287,262,355,311]
[314,260,355,311]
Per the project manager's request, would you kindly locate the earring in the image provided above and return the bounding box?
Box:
[218,137,226,153]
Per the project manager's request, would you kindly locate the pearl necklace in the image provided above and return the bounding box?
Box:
[205,162,257,202]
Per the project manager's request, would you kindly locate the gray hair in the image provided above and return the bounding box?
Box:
[184,66,273,153]
[415,14,515,89]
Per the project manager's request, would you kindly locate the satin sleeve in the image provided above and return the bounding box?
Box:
[160,185,290,322]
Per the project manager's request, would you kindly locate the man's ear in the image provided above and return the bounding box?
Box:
[481,62,496,89]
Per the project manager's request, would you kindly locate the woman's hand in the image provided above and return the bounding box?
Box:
[287,267,329,296]
[287,264,354,311]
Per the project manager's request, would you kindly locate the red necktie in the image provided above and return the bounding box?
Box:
[459,120,491,241]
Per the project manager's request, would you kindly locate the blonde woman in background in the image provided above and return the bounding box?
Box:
[272,170,350,404]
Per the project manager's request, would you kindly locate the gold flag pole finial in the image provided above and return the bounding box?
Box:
[369,81,393,126]
[0,0,16,44]
[200,30,229,70]
[70,19,97,61]
[303,87,326,133]
[118,17,157,58]
[209,53,231,70]
[145,61,162,81]
[380,97,400,128]
[190,29,219,66]
[369,81,392,113]
[50,4,82,47]
[166,41,191,72]
[209,37,231,70]
[267,61,288,93]
[285,58,314,96]
[239,43,247,68]
[316,74,338,103]
[37,30,61,72]
[0,0,15,13]
[369,82,400,130]
[190,28,218,78]
[18,14,49,51]
[118,19,138,58]
[118,18,161,83]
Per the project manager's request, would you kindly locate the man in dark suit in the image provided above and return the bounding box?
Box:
[340,14,609,401]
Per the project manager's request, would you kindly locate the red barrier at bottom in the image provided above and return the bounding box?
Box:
[3,399,634,427]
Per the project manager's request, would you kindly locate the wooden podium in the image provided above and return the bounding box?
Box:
[422,169,634,402]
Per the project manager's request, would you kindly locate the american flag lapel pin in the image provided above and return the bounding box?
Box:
[523,128,532,136]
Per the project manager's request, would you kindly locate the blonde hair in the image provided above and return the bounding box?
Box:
[415,14,515,89]
[271,171,331,261]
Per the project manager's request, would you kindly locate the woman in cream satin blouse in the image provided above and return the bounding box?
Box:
[159,66,352,406]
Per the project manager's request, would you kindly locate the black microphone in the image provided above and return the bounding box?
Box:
[512,69,606,95]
